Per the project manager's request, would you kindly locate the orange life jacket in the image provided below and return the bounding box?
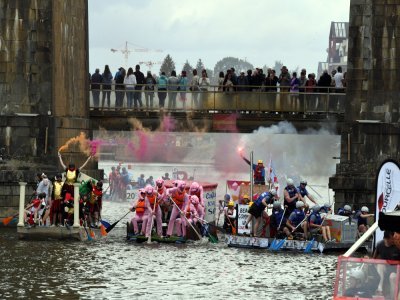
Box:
[147,194,158,208]
[172,191,185,207]
[136,199,145,214]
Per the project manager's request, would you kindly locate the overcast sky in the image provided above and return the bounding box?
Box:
[88,0,350,76]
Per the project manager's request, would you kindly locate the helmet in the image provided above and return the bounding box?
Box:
[350,269,365,281]
[273,201,281,209]
[243,194,249,199]
[191,195,199,205]
[344,205,352,212]
[300,180,307,185]
[361,206,369,213]
[190,182,200,193]
[156,178,164,187]
[228,201,234,207]
[145,185,154,194]
[270,189,277,196]
[178,180,186,192]
[287,178,294,186]
[312,204,321,212]
[324,203,332,209]
[296,201,305,208]
[224,194,231,201]
[257,160,263,164]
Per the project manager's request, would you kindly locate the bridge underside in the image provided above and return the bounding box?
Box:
[90,111,344,133]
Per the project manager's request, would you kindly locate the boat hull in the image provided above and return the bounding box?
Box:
[17,225,102,241]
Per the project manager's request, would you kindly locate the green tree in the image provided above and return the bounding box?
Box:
[160,54,176,75]
[182,60,194,81]
[213,57,254,77]
[195,59,205,74]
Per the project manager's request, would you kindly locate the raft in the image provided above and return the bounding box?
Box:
[225,234,373,253]
[126,232,187,244]
[17,225,102,241]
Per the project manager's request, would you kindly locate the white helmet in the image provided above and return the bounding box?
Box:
[350,269,365,281]
[344,205,352,212]
[273,201,281,209]
[324,203,332,209]
[300,179,307,185]
[312,204,321,212]
[286,178,294,186]
[270,189,277,196]
[296,201,305,208]
[361,206,369,213]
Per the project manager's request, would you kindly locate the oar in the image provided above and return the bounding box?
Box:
[147,198,158,244]
[304,237,315,253]
[272,237,287,251]
[105,210,131,233]
[226,213,237,235]
[170,197,202,240]
[201,223,218,243]
[2,213,19,226]
[83,219,93,241]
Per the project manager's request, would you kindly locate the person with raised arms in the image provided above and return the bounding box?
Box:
[244,189,279,237]
[287,201,308,240]
[308,204,333,243]
[284,178,300,217]
[239,151,266,185]
[166,180,189,238]
[131,189,151,236]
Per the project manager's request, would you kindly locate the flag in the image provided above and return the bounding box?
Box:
[100,224,108,236]
[268,160,278,183]
[100,220,111,229]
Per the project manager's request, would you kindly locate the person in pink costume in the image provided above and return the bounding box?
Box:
[189,181,205,212]
[175,195,200,236]
[166,180,188,237]
[156,178,170,222]
[192,195,205,222]
[131,189,151,235]
[145,185,163,237]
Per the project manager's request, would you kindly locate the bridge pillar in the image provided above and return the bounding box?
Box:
[330,0,400,211]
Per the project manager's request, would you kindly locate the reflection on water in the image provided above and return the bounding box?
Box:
[0,202,337,300]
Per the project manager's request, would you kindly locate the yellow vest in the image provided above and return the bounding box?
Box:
[66,170,77,185]
[54,181,63,200]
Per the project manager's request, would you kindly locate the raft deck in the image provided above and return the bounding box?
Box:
[17,225,102,241]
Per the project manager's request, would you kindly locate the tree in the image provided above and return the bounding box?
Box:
[213,57,254,77]
[273,60,284,73]
[160,54,176,76]
[195,59,205,74]
[182,60,194,81]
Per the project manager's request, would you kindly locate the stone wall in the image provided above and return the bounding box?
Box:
[330,0,400,211]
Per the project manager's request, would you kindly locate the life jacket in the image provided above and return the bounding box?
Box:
[90,187,102,204]
[297,186,308,197]
[308,211,322,226]
[147,193,158,208]
[255,192,268,208]
[191,190,201,200]
[272,209,285,228]
[136,199,146,214]
[284,186,298,210]
[66,169,77,185]
[53,181,63,200]
[291,209,305,227]
[186,205,193,218]
[254,164,264,181]
[356,211,367,226]
[172,190,185,207]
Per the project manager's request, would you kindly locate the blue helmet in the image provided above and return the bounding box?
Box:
[224,194,231,201]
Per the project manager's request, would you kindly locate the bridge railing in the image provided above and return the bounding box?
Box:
[89,84,346,114]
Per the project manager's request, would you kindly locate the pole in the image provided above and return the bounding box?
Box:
[73,183,80,228]
[250,151,253,201]
[17,182,27,227]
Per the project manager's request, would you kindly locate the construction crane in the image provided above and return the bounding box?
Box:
[138,61,163,71]
[110,41,163,66]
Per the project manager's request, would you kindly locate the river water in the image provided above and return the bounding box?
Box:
[0,201,339,300]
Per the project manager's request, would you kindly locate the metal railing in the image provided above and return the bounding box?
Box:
[89,84,346,114]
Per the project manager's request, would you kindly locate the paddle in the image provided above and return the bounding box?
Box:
[105,210,131,233]
[83,218,92,241]
[201,223,218,243]
[304,237,315,253]
[170,197,203,240]
[270,207,287,250]
[2,213,19,226]
[147,198,158,244]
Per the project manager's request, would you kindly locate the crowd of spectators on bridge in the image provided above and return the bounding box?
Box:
[90,64,346,111]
